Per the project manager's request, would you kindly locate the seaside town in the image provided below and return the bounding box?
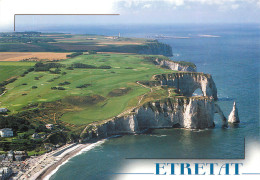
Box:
[0,141,86,180]
[0,125,85,179]
[0,107,78,180]
[0,107,97,180]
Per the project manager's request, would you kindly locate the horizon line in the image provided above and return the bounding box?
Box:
[14,14,120,32]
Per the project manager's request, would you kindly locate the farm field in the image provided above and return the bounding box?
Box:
[0,53,174,125]
[0,52,71,61]
[52,34,148,44]
[0,32,173,56]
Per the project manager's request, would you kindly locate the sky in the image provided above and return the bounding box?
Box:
[0,0,260,31]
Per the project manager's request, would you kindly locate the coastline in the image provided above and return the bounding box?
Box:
[14,139,106,180]
[41,139,107,180]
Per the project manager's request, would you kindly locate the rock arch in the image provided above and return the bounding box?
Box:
[154,73,218,100]
[214,104,227,127]
[192,88,203,96]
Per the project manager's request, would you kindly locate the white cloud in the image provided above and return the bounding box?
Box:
[143,4,152,8]
[231,4,240,9]
[116,0,260,9]
[167,0,184,6]
[1,0,259,30]
[117,0,185,9]
[189,0,237,5]
[257,0,260,7]
[0,0,117,31]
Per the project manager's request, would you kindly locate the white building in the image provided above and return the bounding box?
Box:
[0,128,13,137]
[0,167,13,180]
[0,108,8,113]
[45,124,54,130]
[32,133,41,139]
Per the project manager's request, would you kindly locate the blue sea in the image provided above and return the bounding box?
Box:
[31,24,259,179]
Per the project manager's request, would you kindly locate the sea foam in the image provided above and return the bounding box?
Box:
[44,139,107,180]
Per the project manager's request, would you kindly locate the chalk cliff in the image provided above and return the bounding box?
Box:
[228,102,240,123]
[80,97,227,140]
[154,58,197,72]
[78,49,237,141]
[139,42,173,57]
[151,72,217,100]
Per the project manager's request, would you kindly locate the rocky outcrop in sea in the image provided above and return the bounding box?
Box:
[228,102,240,123]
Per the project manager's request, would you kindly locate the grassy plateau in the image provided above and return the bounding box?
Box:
[0,32,180,152]
[0,62,35,82]
[0,53,174,125]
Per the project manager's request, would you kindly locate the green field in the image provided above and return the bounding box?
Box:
[0,62,35,82]
[0,32,179,152]
[0,32,172,56]
[0,54,174,125]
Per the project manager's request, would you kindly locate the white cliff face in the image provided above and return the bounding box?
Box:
[155,73,218,100]
[96,115,139,137]
[136,99,215,129]
[154,58,197,72]
[81,98,224,140]
[183,99,215,129]
[228,102,240,123]
[78,56,240,142]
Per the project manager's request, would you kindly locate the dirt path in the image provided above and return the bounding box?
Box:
[136,81,153,92]
[0,90,6,97]
[116,81,153,117]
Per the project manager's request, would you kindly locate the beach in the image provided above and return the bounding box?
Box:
[12,140,105,180]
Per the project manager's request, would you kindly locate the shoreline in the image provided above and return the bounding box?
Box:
[12,126,211,179]
[13,138,105,180]
[31,128,216,179]
[41,139,107,180]
[37,144,89,180]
